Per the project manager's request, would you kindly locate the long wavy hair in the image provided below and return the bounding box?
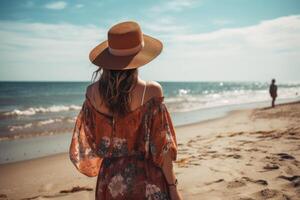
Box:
[92,67,138,116]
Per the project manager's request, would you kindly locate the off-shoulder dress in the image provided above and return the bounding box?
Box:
[69,83,178,200]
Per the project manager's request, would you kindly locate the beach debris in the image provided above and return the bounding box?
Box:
[21,193,71,200]
[21,195,40,200]
[227,154,242,159]
[263,164,279,170]
[206,150,217,154]
[214,179,224,183]
[60,186,93,193]
[242,177,268,186]
[205,179,224,185]
[278,175,300,187]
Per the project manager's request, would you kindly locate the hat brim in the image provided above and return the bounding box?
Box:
[89,34,163,70]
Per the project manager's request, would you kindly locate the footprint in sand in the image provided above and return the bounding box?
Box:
[245,148,260,152]
[277,153,295,160]
[286,136,300,140]
[256,188,290,200]
[227,154,242,159]
[228,131,244,137]
[238,198,255,200]
[187,139,196,147]
[178,148,189,151]
[278,175,300,187]
[237,140,255,146]
[225,147,241,152]
[226,179,246,188]
[260,189,277,198]
[60,186,93,193]
[20,186,93,200]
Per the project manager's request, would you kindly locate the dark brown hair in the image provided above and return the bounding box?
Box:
[92,67,138,116]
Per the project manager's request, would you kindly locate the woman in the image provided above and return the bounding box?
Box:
[69,21,182,200]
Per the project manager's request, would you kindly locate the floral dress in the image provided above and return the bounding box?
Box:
[69,94,177,200]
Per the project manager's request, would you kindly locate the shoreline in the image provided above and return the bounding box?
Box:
[1,97,299,141]
[0,99,299,165]
[0,101,299,199]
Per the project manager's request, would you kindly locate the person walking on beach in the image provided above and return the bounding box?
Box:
[69,21,182,200]
[269,79,278,108]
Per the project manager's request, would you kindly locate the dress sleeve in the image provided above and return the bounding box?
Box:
[69,99,102,177]
[149,101,177,168]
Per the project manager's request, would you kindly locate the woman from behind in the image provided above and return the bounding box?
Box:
[69,21,182,200]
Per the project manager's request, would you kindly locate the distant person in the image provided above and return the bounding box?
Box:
[69,21,182,200]
[269,79,278,108]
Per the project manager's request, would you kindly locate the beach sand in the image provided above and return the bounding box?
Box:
[0,102,299,200]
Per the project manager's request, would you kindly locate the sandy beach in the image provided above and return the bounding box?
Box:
[0,101,299,200]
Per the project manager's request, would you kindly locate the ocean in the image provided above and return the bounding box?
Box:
[0,81,299,163]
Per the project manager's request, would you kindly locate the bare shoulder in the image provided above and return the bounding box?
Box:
[86,81,99,98]
[146,80,163,98]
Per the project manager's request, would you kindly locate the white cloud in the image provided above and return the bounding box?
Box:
[0,21,105,80]
[75,4,84,9]
[44,1,67,10]
[141,15,300,81]
[142,17,189,37]
[150,0,200,13]
[170,15,300,55]
[0,15,299,81]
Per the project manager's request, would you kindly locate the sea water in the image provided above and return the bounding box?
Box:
[0,81,299,163]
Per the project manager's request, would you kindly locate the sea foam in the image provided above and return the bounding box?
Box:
[4,105,81,116]
[165,87,300,113]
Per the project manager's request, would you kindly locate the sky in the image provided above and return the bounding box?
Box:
[0,0,300,82]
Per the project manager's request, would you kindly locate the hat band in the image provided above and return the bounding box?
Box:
[108,41,144,56]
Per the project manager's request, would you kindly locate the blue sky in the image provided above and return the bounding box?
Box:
[0,0,300,81]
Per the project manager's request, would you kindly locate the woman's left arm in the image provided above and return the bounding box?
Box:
[161,152,183,200]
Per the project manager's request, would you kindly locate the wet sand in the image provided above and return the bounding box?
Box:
[0,101,299,200]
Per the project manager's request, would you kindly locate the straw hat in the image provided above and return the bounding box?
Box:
[89,21,163,70]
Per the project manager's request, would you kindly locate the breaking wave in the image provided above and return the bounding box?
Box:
[3,105,81,116]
